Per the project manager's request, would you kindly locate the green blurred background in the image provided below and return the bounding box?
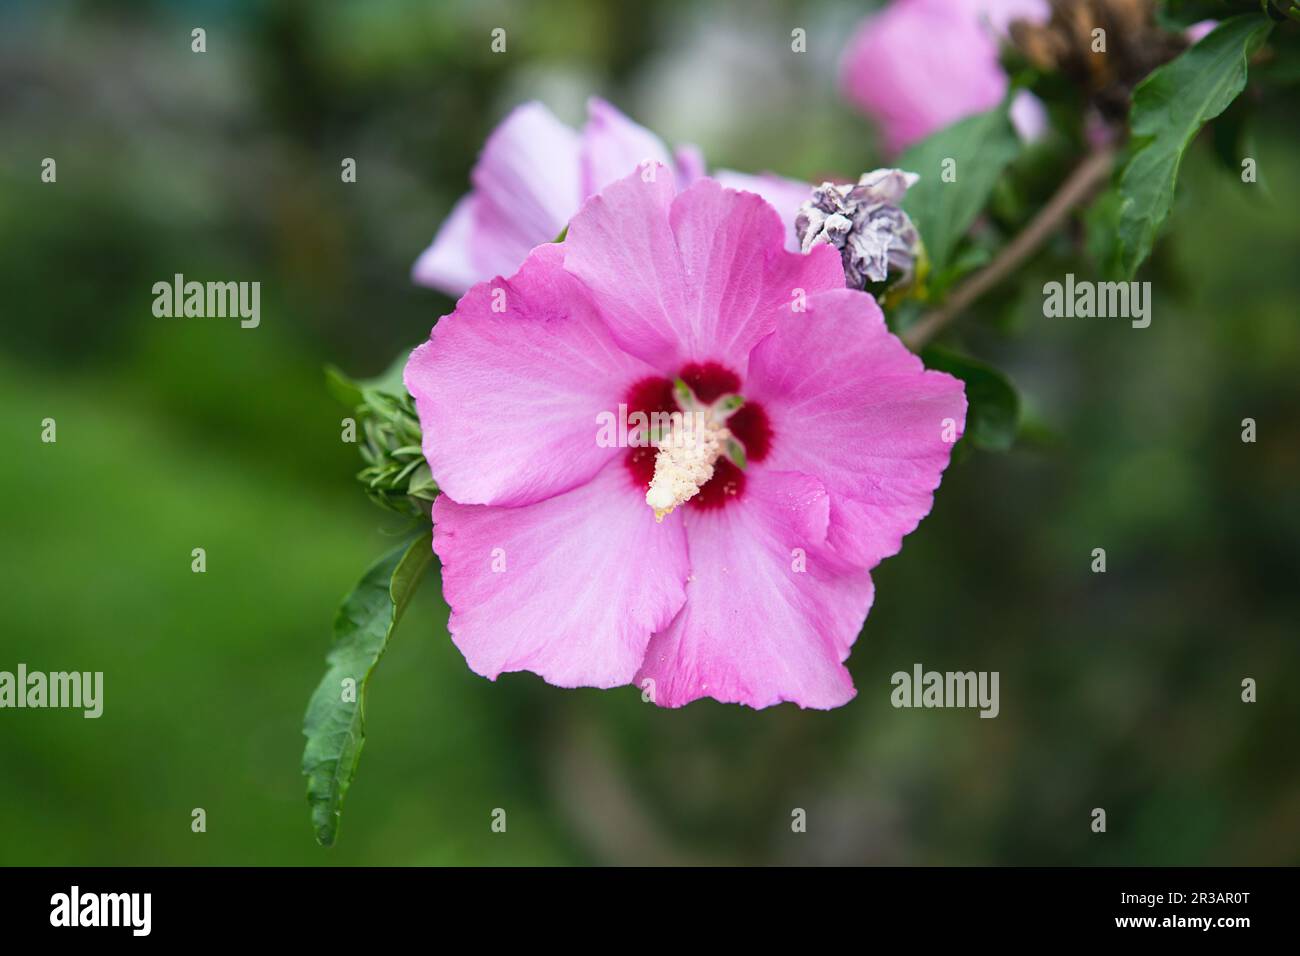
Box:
[1,0,1296,865]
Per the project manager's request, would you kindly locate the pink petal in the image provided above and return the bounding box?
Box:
[745,289,967,570]
[635,470,873,710]
[711,169,812,252]
[1186,20,1217,45]
[563,170,843,373]
[470,101,583,270]
[434,461,690,688]
[411,193,483,296]
[561,166,684,371]
[839,0,1009,153]
[411,102,583,297]
[405,243,658,508]
[580,97,674,197]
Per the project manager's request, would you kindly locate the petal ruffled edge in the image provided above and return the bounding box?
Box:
[434,460,690,688]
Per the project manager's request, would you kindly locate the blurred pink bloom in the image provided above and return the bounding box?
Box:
[412,99,810,296]
[839,0,1050,153]
[405,168,966,709]
[1009,89,1049,143]
[1185,20,1218,45]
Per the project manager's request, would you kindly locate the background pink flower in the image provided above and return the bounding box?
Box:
[839,0,1049,153]
[405,169,966,709]
[412,99,811,297]
[1185,19,1218,45]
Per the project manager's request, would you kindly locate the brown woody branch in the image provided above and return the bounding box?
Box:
[902,144,1117,351]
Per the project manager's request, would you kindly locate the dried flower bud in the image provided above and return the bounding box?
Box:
[795,168,921,290]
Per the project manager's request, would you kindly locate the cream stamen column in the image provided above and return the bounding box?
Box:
[645,412,729,522]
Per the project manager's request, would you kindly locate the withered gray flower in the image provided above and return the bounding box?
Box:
[795,168,921,290]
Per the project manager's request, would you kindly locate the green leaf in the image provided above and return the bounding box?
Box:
[899,99,1021,276]
[1113,14,1273,278]
[921,346,1020,452]
[1085,185,1124,277]
[302,532,433,846]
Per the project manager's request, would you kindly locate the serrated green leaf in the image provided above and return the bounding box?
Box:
[1113,14,1273,278]
[922,346,1020,452]
[302,532,433,846]
[899,99,1021,276]
[1085,185,1124,277]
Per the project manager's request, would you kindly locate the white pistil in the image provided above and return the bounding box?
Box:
[645,412,729,522]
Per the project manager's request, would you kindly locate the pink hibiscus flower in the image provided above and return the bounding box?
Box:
[412,98,812,297]
[404,167,967,709]
[840,0,1050,153]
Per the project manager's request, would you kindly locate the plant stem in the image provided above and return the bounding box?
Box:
[902,144,1117,351]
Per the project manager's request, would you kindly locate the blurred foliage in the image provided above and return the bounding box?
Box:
[0,0,1296,865]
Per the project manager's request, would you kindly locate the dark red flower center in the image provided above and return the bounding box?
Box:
[621,362,773,511]
[678,361,741,404]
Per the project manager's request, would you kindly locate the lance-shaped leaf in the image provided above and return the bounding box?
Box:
[1112,15,1273,278]
[302,532,433,846]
